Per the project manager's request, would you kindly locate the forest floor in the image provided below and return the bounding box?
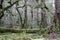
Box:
[0,32,60,40]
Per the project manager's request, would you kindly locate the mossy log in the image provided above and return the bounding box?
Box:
[0,27,39,33]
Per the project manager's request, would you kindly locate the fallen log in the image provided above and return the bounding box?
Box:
[0,27,39,33]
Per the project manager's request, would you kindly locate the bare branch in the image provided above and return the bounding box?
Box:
[0,0,20,18]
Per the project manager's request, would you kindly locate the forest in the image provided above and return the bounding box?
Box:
[0,0,60,40]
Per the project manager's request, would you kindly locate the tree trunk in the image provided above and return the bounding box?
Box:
[16,3,23,28]
[35,0,39,26]
[55,0,60,26]
[24,0,27,29]
[40,0,47,28]
[31,7,33,28]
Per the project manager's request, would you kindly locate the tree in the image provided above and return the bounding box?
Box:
[24,0,28,29]
[54,0,60,28]
[16,2,23,28]
[0,0,3,9]
[35,0,39,26]
[40,0,47,28]
[0,0,4,19]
